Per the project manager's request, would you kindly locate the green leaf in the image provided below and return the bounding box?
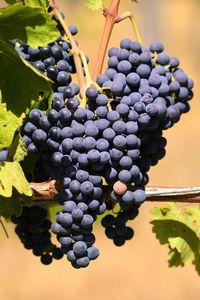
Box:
[0,189,32,218]
[0,103,20,149]
[0,3,59,47]
[20,152,39,182]
[0,161,32,197]
[85,0,103,11]
[31,88,53,111]
[168,236,194,264]
[8,133,28,162]
[151,204,200,276]
[5,0,19,4]
[168,248,184,267]
[0,40,52,117]
[47,204,60,222]
[182,205,200,236]
[24,0,49,8]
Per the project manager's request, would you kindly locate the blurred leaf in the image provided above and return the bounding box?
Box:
[151,203,200,276]
[0,3,59,47]
[24,0,49,8]
[0,40,52,117]
[85,0,103,11]
[182,205,200,236]
[168,248,184,267]
[169,236,194,264]
[4,0,19,4]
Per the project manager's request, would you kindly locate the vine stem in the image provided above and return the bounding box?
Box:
[51,0,86,96]
[29,181,200,204]
[115,11,142,44]
[92,0,121,80]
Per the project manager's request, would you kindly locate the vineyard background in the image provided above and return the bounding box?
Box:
[0,0,200,299]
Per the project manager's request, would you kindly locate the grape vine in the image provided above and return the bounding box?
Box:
[0,0,199,274]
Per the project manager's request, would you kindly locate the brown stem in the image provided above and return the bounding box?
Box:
[30,180,200,204]
[51,1,86,97]
[30,180,61,201]
[92,0,121,80]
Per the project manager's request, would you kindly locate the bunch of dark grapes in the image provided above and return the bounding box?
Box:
[97,39,193,242]
[97,40,193,130]
[10,11,81,88]
[9,15,193,269]
[11,206,63,265]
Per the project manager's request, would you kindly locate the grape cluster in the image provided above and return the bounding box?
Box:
[11,23,79,90]
[97,40,193,130]
[21,88,110,268]
[51,199,100,268]
[10,19,193,268]
[21,84,151,265]
[11,206,63,265]
[96,39,193,243]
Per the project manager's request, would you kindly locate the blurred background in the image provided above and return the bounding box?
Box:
[0,0,200,299]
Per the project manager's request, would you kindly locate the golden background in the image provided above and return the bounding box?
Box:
[0,0,200,299]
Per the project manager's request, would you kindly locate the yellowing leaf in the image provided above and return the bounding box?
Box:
[0,104,20,149]
[0,161,32,197]
[85,0,103,11]
[151,204,200,276]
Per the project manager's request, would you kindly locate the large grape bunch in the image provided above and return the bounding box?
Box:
[7,13,193,268]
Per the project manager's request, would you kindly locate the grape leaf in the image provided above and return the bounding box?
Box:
[85,0,103,11]
[168,236,194,264]
[0,3,59,47]
[0,189,32,218]
[48,204,60,222]
[0,161,32,198]
[151,204,200,276]
[0,40,52,117]
[20,151,39,182]
[4,0,19,4]
[24,0,49,8]
[31,89,53,111]
[182,205,200,236]
[8,133,28,162]
[0,104,20,149]
[168,248,184,267]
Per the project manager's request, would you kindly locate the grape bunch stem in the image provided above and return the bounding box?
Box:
[51,0,87,98]
[115,11,142,44]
